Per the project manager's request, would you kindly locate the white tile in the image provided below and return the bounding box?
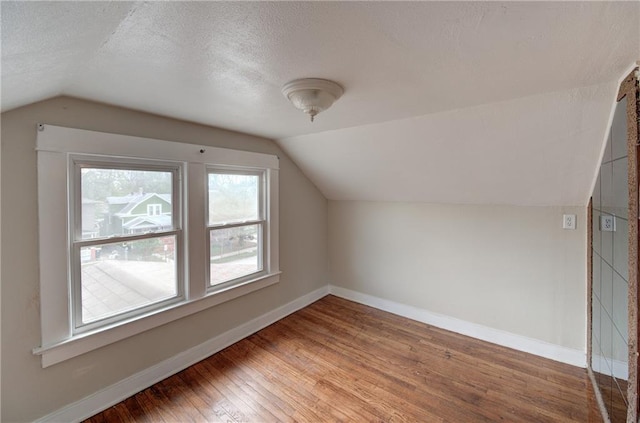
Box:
[612,157,628,219]
[613,217,629,281]
[602,124,613,164]
[601,216,613,265]
[612,271,629,343]
[600,310,614,366]
[611,97,628,161]
[601,162,614,214]
[601,260,614,319]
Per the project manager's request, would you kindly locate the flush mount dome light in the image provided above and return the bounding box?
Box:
[282,78,344,122]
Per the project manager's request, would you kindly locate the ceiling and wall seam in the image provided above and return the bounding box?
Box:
[586,63,640,206]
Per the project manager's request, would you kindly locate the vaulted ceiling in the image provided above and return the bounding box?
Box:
[2,1,639,205]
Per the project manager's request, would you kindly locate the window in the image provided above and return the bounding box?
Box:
[35,124,280,367]
[72,160,182,332]
[147,203,162,216]
[208,170,264,288]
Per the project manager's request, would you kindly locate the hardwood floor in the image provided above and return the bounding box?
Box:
[85,295,603,422]
[594,370,628,422]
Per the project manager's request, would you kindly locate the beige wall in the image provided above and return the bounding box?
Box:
[328,201,586,350]
[1,97,328,422]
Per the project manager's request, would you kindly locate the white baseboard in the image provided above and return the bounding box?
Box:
[329,285,586,368]
[35,286,329,423]
[592,353,628,380]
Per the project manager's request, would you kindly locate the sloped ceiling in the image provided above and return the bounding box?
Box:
[2,1,639,205]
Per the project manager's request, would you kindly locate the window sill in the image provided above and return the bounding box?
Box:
[33,272,281,367]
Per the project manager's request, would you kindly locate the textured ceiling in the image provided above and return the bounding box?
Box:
[280,83,618,205]
[2,1,639,205]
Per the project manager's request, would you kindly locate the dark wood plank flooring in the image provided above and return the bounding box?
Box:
[85,295,603,422]
[594,370,628,422]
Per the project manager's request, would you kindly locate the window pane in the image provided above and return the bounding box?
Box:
[80,235,177,324]
[81,168,173,239]
[208,173,259,225]
[210,225,261,286]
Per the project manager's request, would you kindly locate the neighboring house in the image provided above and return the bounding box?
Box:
[81,199,101,239]
[105,192,172,236]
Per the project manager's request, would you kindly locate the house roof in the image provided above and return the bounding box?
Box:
[107,194,145,206]
[122,215,172,231]
[2,2,638,206]
[108,193,171,216]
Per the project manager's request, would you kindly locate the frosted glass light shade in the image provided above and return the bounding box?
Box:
[282,78,344,122]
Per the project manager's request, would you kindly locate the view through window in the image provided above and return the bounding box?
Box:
[76,165,180,328]
[208,171,264,287]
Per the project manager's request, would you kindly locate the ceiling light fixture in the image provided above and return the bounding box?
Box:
[282,78,344,122]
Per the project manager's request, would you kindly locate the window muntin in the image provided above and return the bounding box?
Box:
[147,204,162,216]
[207,170,266,288]
[72,159,183,332]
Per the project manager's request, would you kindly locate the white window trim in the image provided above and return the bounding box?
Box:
[34,124,280,367]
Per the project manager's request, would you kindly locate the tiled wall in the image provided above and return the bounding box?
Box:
[592,96,629,421]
